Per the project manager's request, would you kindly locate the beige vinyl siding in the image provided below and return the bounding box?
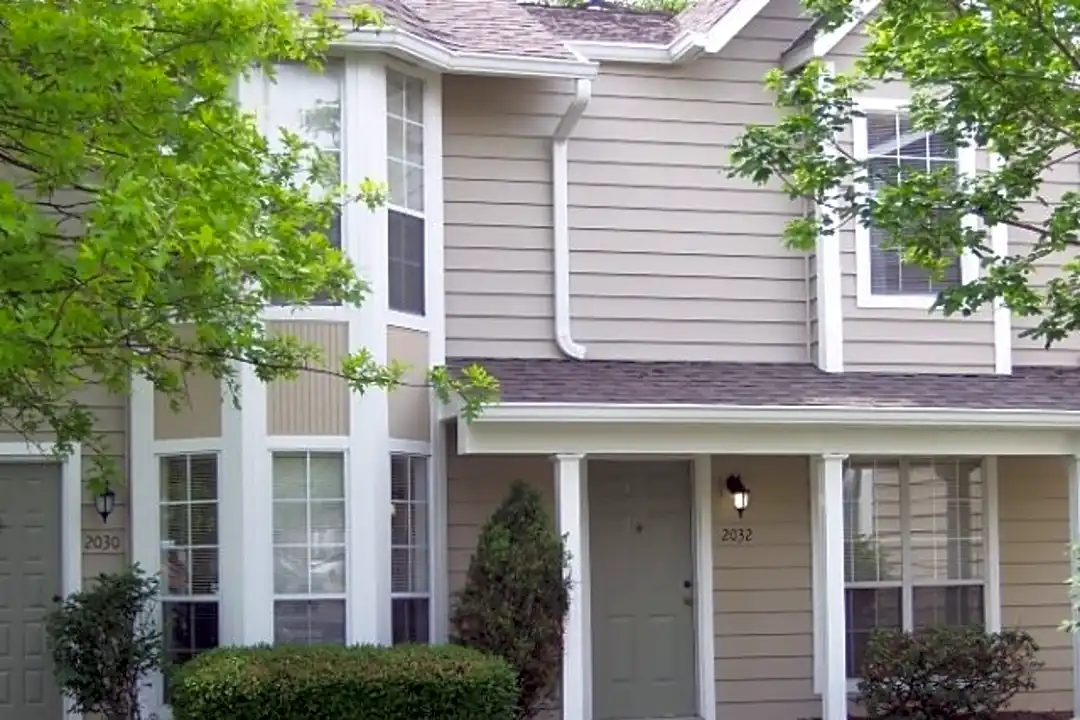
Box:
[1008,152,1080,366]
[999,456,1073,713]
[388,326,430,442]
[447,451,1074,718]
[712,455,817,720]
[265,320,349,437]
[443,0,814,363]
[154,371,221,440]
[828,30,996,373]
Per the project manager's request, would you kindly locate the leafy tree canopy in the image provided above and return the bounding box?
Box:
[0,0,496,486]
[730,0,1080,347]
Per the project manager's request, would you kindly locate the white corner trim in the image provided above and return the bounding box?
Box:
[810,457,824,694]
[816,61,844,372]
[337,28,598,79]
[552,78,592,360]
[989,153,1012,374]
[780,0,883,72]
[1067,454,1080,720]
[692,456,717,720]
[852,100,979,310]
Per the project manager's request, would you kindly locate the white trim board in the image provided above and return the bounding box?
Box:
[780,0,883,72]
[459,416,1080,457]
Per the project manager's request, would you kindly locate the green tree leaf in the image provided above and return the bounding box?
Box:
[730,0,1080,347]
[0,0,498,489]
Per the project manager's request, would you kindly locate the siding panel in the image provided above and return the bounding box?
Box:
[266,321,349,436]
[388,326,430,442]
[443,0,814,362]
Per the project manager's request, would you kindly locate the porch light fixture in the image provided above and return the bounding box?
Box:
[94,485,116,523]
[725,474,750,518]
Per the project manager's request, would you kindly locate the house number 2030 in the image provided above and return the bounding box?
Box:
[720,527,753,544]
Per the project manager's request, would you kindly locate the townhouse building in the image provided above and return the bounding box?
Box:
[6,1,1080,719]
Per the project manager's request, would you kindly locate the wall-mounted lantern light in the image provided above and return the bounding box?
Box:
[725,474,750,518]
[94,485,116,523]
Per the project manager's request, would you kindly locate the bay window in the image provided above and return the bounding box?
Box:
[391,453,431,644]
[272,451,347,644]
[843,457,986,676]
[160,454,220,690]
[386,70,426,316]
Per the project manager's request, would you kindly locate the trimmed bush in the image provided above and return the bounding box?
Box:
[857,626,1042,719]
[169,643,517,720]
[451,480,571,719]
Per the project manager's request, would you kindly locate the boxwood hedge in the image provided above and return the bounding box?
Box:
[170,643,518,720]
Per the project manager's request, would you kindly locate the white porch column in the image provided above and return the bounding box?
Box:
[555,453,589,720]
[1067,454,1080,720]
[818,453,848,720]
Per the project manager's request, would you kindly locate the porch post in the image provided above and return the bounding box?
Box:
[555,453,588,720]
[1067,454,1080,720]
[818,453,848,720]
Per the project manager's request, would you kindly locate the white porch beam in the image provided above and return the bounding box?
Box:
[818,453,848,720]
[459,420,1080,458]
[555,453,589,720]
[1067,454,1080,720]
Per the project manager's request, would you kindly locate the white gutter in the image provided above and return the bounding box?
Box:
[337,28,598,79]
[551,78,593,360]
[473,401,1080,429]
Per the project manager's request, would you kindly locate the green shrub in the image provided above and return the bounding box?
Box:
[451,480,570,719]
[857,626,1042,719]
[46,565,163,720]
[169,643,517,720]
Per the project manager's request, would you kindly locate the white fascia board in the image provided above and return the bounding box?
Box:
[567,40,677,64]
[780,0,882,72]
[474,402,1080,429]
[337,28,599,79]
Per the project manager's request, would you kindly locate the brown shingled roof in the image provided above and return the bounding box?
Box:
[449,358,1080,412]
[523,4,680,44]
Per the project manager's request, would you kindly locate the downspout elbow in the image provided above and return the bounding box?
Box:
[552,78,592,360]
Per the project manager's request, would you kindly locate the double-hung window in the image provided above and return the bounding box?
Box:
[160,454,220,693]
[853,105,976,307]
[386,70,426,317]
[272,451,348,644]
[263,62,343,305]
[843,458,988,677]
[390,453,431,643]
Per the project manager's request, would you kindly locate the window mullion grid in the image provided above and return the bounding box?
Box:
[900,458,914,631]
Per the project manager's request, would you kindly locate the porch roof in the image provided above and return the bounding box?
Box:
[450,358,1080,412]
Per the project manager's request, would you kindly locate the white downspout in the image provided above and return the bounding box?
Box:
[552,78,592,360]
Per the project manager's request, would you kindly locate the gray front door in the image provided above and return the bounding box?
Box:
[0,463,64,719]
[590,461,696,720]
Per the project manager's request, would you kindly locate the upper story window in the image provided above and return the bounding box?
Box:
[842,458,987,678]
[854,106,976,308]
[386,70,426,317]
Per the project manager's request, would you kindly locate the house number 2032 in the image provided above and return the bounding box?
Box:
[720,527,753,544]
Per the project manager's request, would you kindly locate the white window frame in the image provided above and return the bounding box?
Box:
[389,438,435,644]
[267,441,350,645]
[385,60,442,333]
[811,456,1001,695]
[852,97,980,309]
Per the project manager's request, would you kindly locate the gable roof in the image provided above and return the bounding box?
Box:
[318,0,771,71]
[450,357,1080,412]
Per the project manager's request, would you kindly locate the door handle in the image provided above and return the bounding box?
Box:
[682,596,693,607]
